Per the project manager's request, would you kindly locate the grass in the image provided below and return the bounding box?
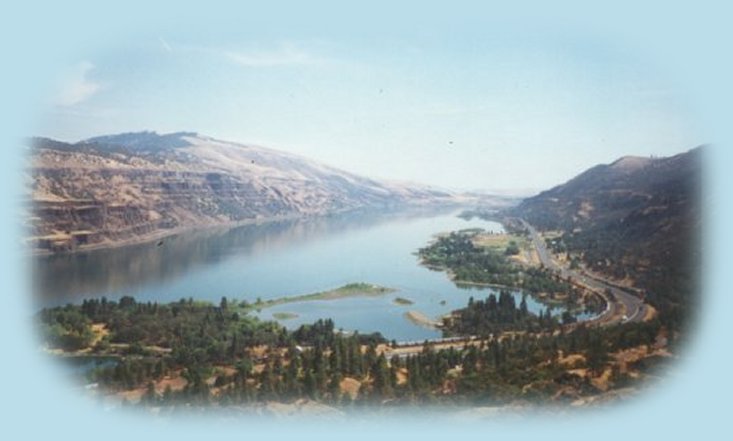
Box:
[472,233,529,251]
[241,283,396,312]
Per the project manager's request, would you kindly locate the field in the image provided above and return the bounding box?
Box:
[471,232,528,251]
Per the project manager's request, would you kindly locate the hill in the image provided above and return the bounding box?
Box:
[510,147,702,330]
[26,131,486,253]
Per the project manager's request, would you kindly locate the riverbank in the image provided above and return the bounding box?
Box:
[29,203,473,256]
[416,227,607,323]
[29,210,342,256]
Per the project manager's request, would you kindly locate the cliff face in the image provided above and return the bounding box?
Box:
[28,132,463,253]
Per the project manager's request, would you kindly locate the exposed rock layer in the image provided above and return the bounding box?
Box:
[28,132,477,253]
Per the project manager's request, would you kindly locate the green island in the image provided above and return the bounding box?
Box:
[243,283,395,312]
[393,297,414,306]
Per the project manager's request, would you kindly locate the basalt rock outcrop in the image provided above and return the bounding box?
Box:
[28,131,468,253]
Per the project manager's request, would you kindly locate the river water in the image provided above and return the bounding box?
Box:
[33,209,560,341]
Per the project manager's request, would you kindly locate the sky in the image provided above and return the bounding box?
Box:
[38,32,703,193]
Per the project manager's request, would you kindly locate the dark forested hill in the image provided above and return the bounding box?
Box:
[511,147,702,330]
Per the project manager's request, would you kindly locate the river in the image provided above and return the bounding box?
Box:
[33,208,563,341]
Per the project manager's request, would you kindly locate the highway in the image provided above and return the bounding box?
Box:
[380,220,652,358]
[519,219,649,325]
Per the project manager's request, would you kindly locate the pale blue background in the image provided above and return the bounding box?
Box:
[1,1,730,439]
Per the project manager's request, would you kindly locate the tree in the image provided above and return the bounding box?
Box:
[371,354,392,398]
[328,371,342,402]
[142,381,157,405]
[236,357,253,380]
[119,296,136,309]
[303,370,317,399]
[505,241,520,255]
[586,333,610,375]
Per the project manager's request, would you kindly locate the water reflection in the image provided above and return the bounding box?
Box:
[33,207,457,305]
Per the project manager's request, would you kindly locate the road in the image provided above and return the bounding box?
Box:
[383,220,652,358]
[519,219,649,325]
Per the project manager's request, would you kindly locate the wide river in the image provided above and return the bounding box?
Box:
[33,209,560,341]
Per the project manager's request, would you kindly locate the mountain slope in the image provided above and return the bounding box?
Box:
[510,147,702,329]
[27,131,469,253]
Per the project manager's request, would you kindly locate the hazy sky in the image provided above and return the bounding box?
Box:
[39,33,702,193]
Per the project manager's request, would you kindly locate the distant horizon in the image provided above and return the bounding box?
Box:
[39,35,703,192]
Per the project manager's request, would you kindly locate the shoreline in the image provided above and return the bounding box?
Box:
[29,203,470,257]
[28,211,334,257]
[418,255,608,324]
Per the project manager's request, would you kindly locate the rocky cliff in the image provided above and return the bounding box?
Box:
[27,131,475,253]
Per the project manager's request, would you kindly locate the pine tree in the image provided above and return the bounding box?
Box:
[304,370,316,399]
[328,371,343,402]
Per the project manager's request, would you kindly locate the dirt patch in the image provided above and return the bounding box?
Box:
[558,353,586,368]
[590,368,612,391]
[155,375,187,394]
[248,345,269,359]
[643,305,658,321]
[567,368,589,378]
[217,366,237,377]
[339,377,361,400]
[511,248,541,267]
[375,344,392,356]
[472,233,514,248]
[613,344,670,374]
[395,368,408,386]
[87,323,109,348]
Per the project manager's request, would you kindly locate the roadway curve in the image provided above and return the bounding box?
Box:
[383,220,652,357]
[520,219,649,325]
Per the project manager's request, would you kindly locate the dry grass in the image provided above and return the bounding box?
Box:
[472,233,527,250]
[558,353,586,368]
[89,323,109,346]
[155,375,188,394]
[339,377,361,400]
[643,305,658,321]
[395,368,408,386]
[590,368,613,391]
